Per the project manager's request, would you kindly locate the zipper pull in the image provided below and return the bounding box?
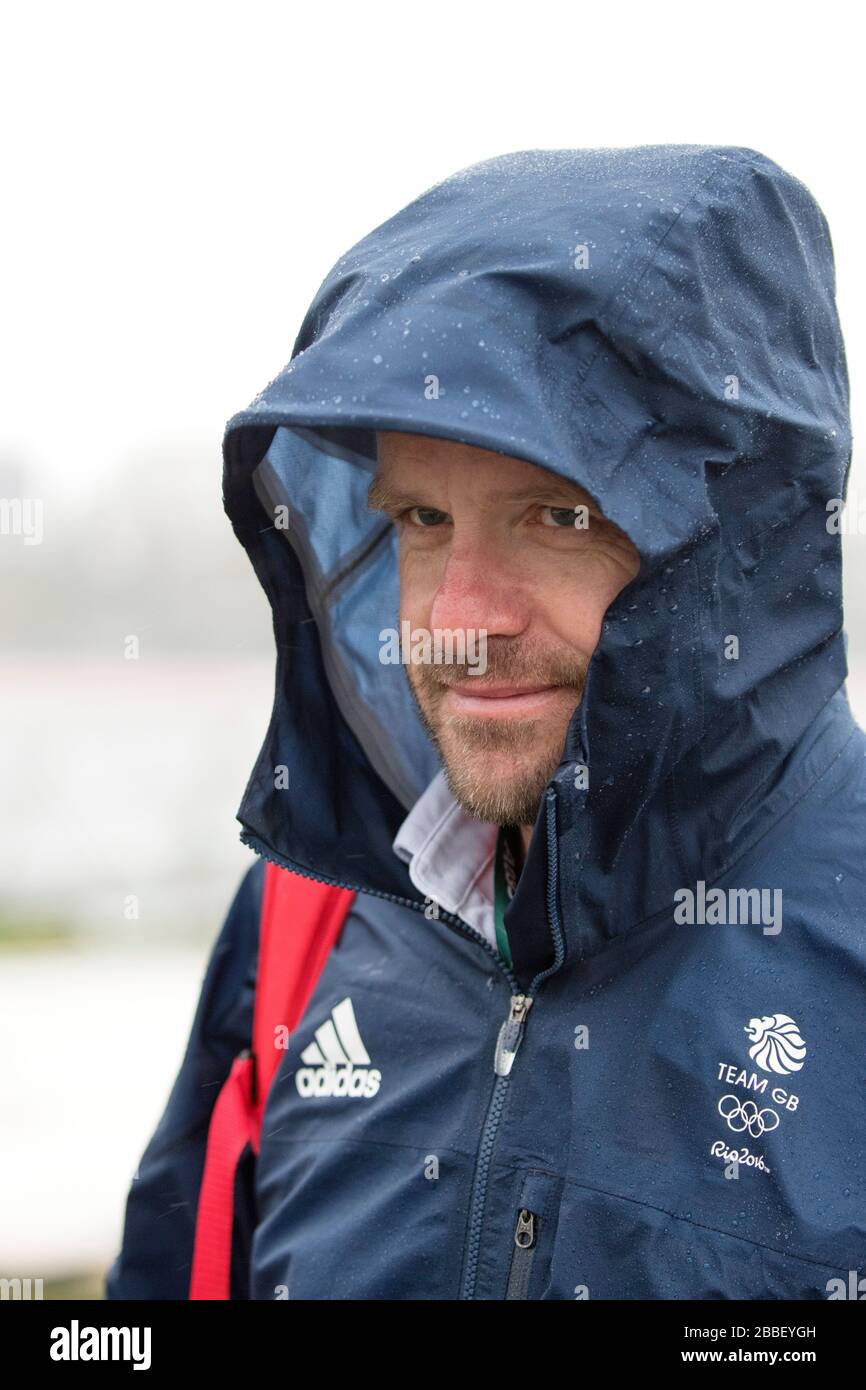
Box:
[494,994,533,1076]
[514,1208,535,1249]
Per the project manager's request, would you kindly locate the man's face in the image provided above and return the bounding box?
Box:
[370,431,640,828]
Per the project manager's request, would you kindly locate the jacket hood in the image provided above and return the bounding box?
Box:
[223,144,854,960]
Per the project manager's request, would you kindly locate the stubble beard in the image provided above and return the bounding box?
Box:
[404,639,588,827]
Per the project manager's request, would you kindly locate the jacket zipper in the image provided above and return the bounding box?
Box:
[505,1207,537,1299]
[456,992,532,1300]
[459,787,566,1299]
[242,781,567,1303]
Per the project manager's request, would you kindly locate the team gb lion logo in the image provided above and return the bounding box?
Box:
[744,1015,807,1075]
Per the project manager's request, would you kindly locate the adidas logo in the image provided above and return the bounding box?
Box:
[295,997,381,1099]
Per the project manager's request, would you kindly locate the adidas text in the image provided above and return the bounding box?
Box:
[296,1064,381,1098]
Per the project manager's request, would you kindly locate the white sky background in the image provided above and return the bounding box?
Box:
[1,0,863,510]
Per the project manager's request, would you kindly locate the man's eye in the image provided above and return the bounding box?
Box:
[540,505,581,528]
[405,506,448,527]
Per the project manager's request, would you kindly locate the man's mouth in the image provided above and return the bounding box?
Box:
[442,680,570,717]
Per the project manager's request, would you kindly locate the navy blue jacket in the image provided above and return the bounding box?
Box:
[106,145,866,1300]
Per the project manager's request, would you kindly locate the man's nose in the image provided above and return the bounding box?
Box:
[427,541,528,637]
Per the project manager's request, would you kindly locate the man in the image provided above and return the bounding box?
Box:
[106,145,866,1299]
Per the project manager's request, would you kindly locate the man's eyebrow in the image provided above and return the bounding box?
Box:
[366,474,601,514]
[498,481,602,510]
[366,477,418,513]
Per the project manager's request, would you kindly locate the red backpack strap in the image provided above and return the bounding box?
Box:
[189,863,355,1300]
[249,866,355,1144]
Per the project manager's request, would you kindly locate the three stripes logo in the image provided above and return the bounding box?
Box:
[295,997,381,1099]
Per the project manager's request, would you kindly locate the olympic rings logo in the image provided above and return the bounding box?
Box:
[717,1094,780,1138]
